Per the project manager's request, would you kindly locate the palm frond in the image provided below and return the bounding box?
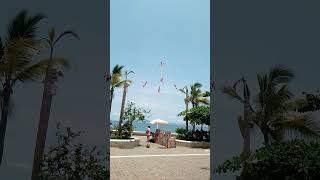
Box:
[0,37,42,74]
[193,82,202,88]
[279,115,320,138]
[203,91,210,97]
[196,97,209,105]
[7,10,46,41]
[269,65,294,85]
[48,27,55,43]
[232,78,243,89]
[221,86,244,103]
[284,98,307,112]
[114,79,132,88]
[179,88,186,94]
[53,30,80,46]
[14,57,70,82]
[112,65,124,75]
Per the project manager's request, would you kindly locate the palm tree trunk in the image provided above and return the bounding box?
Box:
[191,103,196,132]
[243,94,251,155]
[0,85,11,165]
[110,87,114,111]
[118,84,127,136]
[185,99,189,131]
[31,47,54,180]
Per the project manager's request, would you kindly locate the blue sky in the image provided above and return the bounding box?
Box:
[110,0,210,124]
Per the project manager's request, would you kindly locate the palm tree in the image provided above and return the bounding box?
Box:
[223,66,320,147]
[0,10,46,165]
[189,82,210,131]
[222,77,253,154]
[118,70,134,136]
[175,85,190,131]
[252,66,320,144]
[31,27,79,180]
[110,65,125,111]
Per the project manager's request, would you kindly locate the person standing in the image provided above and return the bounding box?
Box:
[146,126,151,142]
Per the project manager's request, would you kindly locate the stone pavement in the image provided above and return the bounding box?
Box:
[110,136,210,180]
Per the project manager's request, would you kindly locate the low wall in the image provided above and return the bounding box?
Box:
[132,131,178,137]
[110,137,140,149]
[176,139,210,149]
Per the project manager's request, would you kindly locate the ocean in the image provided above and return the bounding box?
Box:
[111,120,209,132]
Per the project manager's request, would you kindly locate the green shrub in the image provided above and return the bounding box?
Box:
[110,134,131,139]
[40,124,109,179]
[215,139,320,179]
[176,128,209,142]
[176,128,188,135]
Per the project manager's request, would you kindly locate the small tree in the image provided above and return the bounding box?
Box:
[40,123,109,180]
[178,105,210,141]
[122,102,151,134]
[179,105,210,129]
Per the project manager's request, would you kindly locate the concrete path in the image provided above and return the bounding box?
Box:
[110,136,210,180]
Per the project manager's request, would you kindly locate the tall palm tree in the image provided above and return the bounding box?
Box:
[118,70,134,136]
[176,85,190,131]
[222,77,253,154]
[189,82,210,131]
[31,27,79,180]
[252,66,320,144]
[0,10,46,165]
[110,65,125,111]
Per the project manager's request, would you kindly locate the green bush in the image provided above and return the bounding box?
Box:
[215,139,320,180]
[176,128,188,135]
[40,124,109,179]
[176,128,209,142]
[110,134,131,139]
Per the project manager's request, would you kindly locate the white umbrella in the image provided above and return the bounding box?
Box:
[150,119,168,129]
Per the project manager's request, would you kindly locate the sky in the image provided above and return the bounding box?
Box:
[110,0,210,124]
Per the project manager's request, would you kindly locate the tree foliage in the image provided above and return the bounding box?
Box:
[215,139,320,180]
[222,65,320,144]
[189,83,210,106]
[115,102,151,138]
[179,105,210,126]
[40,123,109,180]
[295,92,320,113]
[123,102,151,125]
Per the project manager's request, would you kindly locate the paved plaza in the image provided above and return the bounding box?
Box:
[110,136,210,180]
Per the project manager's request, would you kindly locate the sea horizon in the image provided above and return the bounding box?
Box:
[111,120,209,132]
